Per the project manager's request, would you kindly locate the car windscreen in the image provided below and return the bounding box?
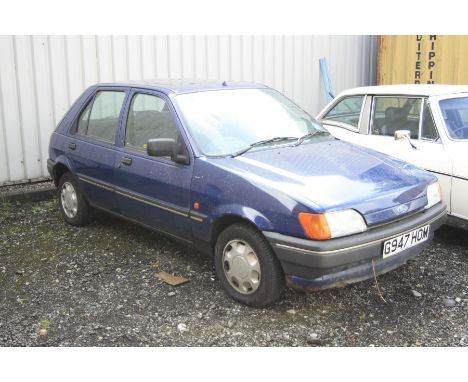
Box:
[174,88,327,156]
[439,97,468,140]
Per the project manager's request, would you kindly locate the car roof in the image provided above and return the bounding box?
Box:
[338,84,468,97]
[94,79,268,95]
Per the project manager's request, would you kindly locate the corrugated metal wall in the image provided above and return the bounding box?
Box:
[0,35,377,184]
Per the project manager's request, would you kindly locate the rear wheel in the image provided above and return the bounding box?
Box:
[58,172,91,226]
[214,223,285,307]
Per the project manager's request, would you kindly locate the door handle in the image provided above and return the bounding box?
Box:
[121,157,132,166]
[68,142,76,150]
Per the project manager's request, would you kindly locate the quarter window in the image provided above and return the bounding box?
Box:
[421,103,438,140]
[125,93,179,151]
[76,91,126,142]
[371,97,422,139]
[323,96,364,129]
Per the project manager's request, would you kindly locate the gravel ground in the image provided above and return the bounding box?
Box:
[0,180,54,195]
[0,198,467,347]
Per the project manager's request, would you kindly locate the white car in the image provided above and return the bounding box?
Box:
[317,85,468,230]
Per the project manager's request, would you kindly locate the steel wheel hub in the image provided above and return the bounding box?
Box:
[61,181,78,219]
[222,239,261,295]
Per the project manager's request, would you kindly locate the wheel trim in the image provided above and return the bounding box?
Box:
[61,181,78,219]
[222,239,261,295]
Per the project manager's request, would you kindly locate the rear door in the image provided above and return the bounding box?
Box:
[113,89,194,241]
[67,87,128,211]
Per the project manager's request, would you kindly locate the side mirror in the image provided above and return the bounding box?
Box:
[394,130,418,150]
[147,138,190,165]
[394,130,411,141]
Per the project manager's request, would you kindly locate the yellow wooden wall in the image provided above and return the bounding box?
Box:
[378,35,468,85]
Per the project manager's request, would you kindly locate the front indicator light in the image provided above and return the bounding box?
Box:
[298,213,331,240]
[299,209,367,240]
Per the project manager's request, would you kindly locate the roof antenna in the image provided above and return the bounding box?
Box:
[222,81,227,86]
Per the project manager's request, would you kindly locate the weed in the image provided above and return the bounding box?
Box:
[16,297,27,305]
[40,320,51,330]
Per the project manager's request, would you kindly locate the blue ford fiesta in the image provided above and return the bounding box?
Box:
[48,81,446,306]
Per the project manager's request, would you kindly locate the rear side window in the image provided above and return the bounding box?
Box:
[125,93,179,151]
[75,91,126,142]
[323,96,364,129]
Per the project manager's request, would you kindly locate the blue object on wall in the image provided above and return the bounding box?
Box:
[319,57,334,103]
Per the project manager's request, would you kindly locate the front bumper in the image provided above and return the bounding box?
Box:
[264,202,447,290]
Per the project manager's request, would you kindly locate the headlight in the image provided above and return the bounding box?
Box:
[426,181,441,209]
[298,209,367,240]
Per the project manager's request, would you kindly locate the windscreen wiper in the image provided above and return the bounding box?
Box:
[231,136,297,157]
[294,130,329,146]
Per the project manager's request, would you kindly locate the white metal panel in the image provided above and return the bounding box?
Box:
[218,36,230,81]
[229,36,241,81]
[0,36,25,182]
[66,36,86,105]
[241,35,253,82]
[142,36,156,79]
[112,35,129,82]
[193,35,207,80]
[155,36,169,79]
[127,36,143,80]
[0,35,377,184]
[32,36,56,176]
[206,36,219,80]
[0,74,9,182]
[81,36,99,87]
[49,36,71,126]
[97,35,114,83]
[15,36,42,180]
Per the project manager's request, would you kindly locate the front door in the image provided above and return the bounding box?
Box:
[364,97,453,212]
[325,96,453,212]
[113,90,193,241]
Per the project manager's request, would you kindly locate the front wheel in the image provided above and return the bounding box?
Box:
[214,223,285,307]
[58,172,91,226]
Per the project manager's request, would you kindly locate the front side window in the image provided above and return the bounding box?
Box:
[439,97,468,140]
[371,97,422,139]
[322,96,364,129]
[174,88,327,156]
[76,91,126,142]
[125,93,179,151]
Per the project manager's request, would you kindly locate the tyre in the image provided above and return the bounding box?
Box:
[214,223,285,307]
[57,172,91,226]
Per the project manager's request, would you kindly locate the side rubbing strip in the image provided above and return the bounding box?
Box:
[76,173,207,221]
[189,211,208,222]
[115,187,189,218]
[78,174,114,192]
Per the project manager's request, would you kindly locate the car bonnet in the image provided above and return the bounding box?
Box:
[212,139,436,227]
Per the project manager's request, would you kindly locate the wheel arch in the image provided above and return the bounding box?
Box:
[209,207,274,248]
[51,156,75,187]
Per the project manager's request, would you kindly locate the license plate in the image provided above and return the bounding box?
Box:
[382,225,429,258]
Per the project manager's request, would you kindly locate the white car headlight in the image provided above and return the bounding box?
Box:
[426,182,441,209]
[326,209,368,238]
[299,209,367,240]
